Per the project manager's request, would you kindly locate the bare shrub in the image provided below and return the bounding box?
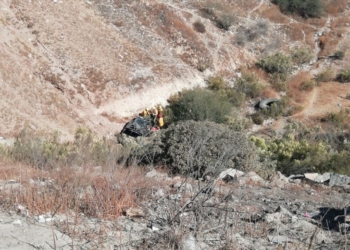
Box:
[315,68,334,83]
[235,19,269,46]
[134,120,261,177]
[291,45,314,65]
[299,79,316,91]
[216,13,235,30]
[193,20,206,33]
[336,69,350,83]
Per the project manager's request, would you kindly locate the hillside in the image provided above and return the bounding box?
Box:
[1,0,349,140]
[1,1,350,249]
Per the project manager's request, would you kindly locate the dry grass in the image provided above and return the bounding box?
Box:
[325,0,348,15]
[258,5,289,24]
[318,30,345,57]
[0,161,161,219]
[331,16,350,30]
[288,72,314,104]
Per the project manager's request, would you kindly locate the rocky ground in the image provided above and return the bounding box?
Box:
[1,169,349,249]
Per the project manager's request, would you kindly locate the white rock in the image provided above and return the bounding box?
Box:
[12,219,22,226]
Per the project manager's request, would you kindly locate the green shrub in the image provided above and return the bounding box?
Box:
[333,50,345,60]
[270,72,288,91]
[336,69,350,83]
[315,68,334,82]
[8,127,122,169]
[321,109,349,127]
[256,53,293,75]
[251,112,264,125]
[216,13,235,30]
[234,72,265,98]
[207,75,227,91]
[261,97,291,118]
[299,79,316,91]
[168,88,232,123]
[223,89,246,107]
[134,120,260,177]
[273,0,323,18]
[291,46,314,65]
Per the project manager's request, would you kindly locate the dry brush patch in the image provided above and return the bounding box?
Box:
[258,5,290,24]
[0,162,161,219]
[325,0,348,15]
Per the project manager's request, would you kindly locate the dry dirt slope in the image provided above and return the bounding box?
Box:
[1,0,350,140]
[0,0,250,140]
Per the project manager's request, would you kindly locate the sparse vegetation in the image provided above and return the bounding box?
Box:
[333,50,345,60]
[193,20,206,33]
[215,13,235,30]
[273,0,323,18]
[257,52,293,75]
[291,46,314,65]
[234,72,265,98]
[315,68,334,83]
[299,79,316,91]
[206,75,227,91]
[199,1,235,30]
[336,69,350,83]
[235,19,269,46]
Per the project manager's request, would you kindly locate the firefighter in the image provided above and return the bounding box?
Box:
[139,108,149,117]
[157,105,164,116]
[150,107,158,126]
[157,112,164,128]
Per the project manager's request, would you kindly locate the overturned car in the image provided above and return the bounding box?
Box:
[120,117,153,137]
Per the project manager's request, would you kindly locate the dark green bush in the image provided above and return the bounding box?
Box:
[216,13,235,30]
[251,112,264,125]
[333,50,345,60]
[261,97,291,118]
[193,21,206,33]
[256,53,293,75]
[273,0,323,18]
[336,69,350,83]
[134,120,260,177]
[168,88,232,124]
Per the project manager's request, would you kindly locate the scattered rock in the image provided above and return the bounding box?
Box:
[268,235,292,243]
[329,173,350,187]
[123,207,145,218]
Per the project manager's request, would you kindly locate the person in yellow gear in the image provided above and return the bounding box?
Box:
[139,108,149,117]
[157,113,164,128]
[150,107,158,126]
[157,105,164,116]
